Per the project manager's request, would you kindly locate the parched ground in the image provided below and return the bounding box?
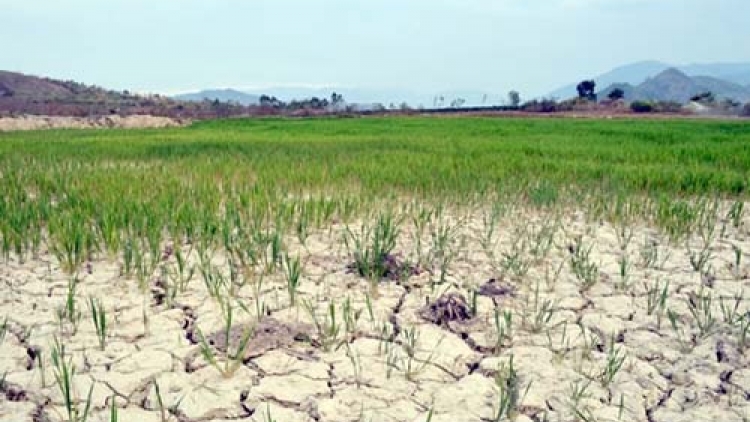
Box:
[1,205,749,422]
[0,115,186,131]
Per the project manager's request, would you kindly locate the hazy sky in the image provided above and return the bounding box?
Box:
[2,0,749,97]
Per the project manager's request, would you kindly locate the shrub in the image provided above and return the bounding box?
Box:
[521,99,558,113]
[742,103,750,117]
[630,101,654,113]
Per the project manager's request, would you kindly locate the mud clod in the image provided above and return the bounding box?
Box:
[206,317,313,359]
[478,278,516,298]
[420,292,473,326]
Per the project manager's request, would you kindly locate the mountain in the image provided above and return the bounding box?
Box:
[549,61,670,100]
[598,68,750,103]
[636,68,701,103]
[679,62,750,85]
[690,76,750,101]
[726,71,750,86]
[174,89,260,106]
[550,60,750,100]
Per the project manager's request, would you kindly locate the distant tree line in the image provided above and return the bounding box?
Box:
[259,92,347,112]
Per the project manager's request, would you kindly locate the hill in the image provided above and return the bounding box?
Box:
[0,70,139,103]
[174,89,260,106]
[0,70,250,118]
[550,60,750,100]
[598,68,750,103]
[549,61,670,100]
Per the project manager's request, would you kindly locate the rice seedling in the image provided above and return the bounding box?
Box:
[304,299,342,352]
[342,342,364,388]
[528,180,558,208]
[258,229,284,274]
[122,237,136,278]
[687,200,721,273]
[133,240,157,292]
[171,245,195,289]
[493,355,531,421]
[529,221,558,263]
[639,236,669,270]
[376,321,393,356]
[493,308,513,351]
[644,279,669,329]
[424,408,434,422]
[731,244,744,280]
[667,309,695,353]
[567,380,595,422]
[398,325,442,382]
[0,317,7,345]
[252,273,267,323]
[109,394,118,422]
[262,403,278,422]
[600,336,627,388]
[614,223,635,253]
[37,350,48,388]
[344,212,401,292]
[49,212,96,275]
[544,260,565,292]
[341,297,363,336]
[196,298,254,378]
[364,293,375,323]
[200,260,229,301]
[96,210,123,258]
[727,200,744,229]
[686,287,717,338]
[616,254,631,291]
[522,282,557,333]
[410,204,435,268]
[385,344,398,380]
[738,315,749,354]
[720,290,744,325]
[50,337,94,422]
[480,202,503,257]
[283,253,302,306]
[56,278,82,336]
[687,242,713,273]
[546,321,572,361]
[569,237,599,292]
[153,379,185,422]
[500,235,532,279]
[655,197,698,242]
[159,249,197,307]
[88,297,108,350]
[428,218,463,287]
[575,323,601,362]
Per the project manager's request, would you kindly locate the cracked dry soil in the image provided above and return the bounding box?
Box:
[1,205,750,422]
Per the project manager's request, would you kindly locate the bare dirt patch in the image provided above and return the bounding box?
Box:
[0,115,187,131]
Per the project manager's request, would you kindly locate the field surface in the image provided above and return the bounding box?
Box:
[1,116,750,422]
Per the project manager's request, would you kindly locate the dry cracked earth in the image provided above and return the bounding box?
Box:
[1,205,750,422]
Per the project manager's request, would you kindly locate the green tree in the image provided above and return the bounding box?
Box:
[607,88,625,101]
[690,91,715,104]
[508,91,521,107]
[576,80,597,101]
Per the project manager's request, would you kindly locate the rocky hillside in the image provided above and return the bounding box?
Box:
[0,71,249,118]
